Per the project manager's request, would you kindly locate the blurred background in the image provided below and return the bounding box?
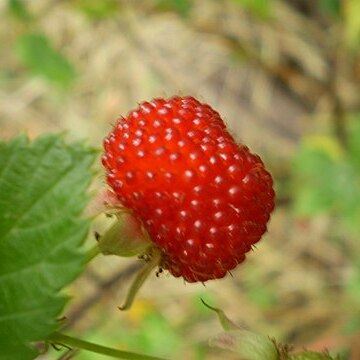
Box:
[1,0,360,359]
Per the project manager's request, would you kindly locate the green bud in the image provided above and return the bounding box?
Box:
[209,329,278,360]
[290,350,339,360]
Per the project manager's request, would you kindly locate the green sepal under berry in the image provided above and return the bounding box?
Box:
[0,134,95,359]
[98,213,152,257]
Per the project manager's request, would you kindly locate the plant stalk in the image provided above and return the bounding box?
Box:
[119,247,162,311]
[47,332,168,360]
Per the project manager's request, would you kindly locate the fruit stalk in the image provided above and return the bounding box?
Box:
[119,247,162,310]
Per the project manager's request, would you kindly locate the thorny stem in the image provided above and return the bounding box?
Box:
[47,332,168,360]
[119,247,162,311]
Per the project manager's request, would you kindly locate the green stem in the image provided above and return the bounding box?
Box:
[47,332,168,360]
[119,248,162,311]
[85,244,101,263]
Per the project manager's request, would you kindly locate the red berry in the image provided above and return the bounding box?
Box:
[102,96,275,282]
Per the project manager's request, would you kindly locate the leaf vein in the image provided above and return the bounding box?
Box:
[0,159,78,243]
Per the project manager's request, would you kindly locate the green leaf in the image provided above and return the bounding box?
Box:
[125,311,181,356]
[77,309,180,359]
[292,147,338,215]
[7,0,32,22]
[348,116,360,169]
[246,284,277,309]
[292,131,360,235]
[155,0,191,18]
[74,0,120,19]
[319,0,340,17]
[0,134,95,359]
[345,0,360,48]
[230,0,272,19]
[16,33,77,89]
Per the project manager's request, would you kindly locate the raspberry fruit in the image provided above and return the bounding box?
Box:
[102,96,275,282]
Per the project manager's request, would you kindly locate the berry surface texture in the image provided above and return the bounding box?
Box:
[102,96,275,282]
